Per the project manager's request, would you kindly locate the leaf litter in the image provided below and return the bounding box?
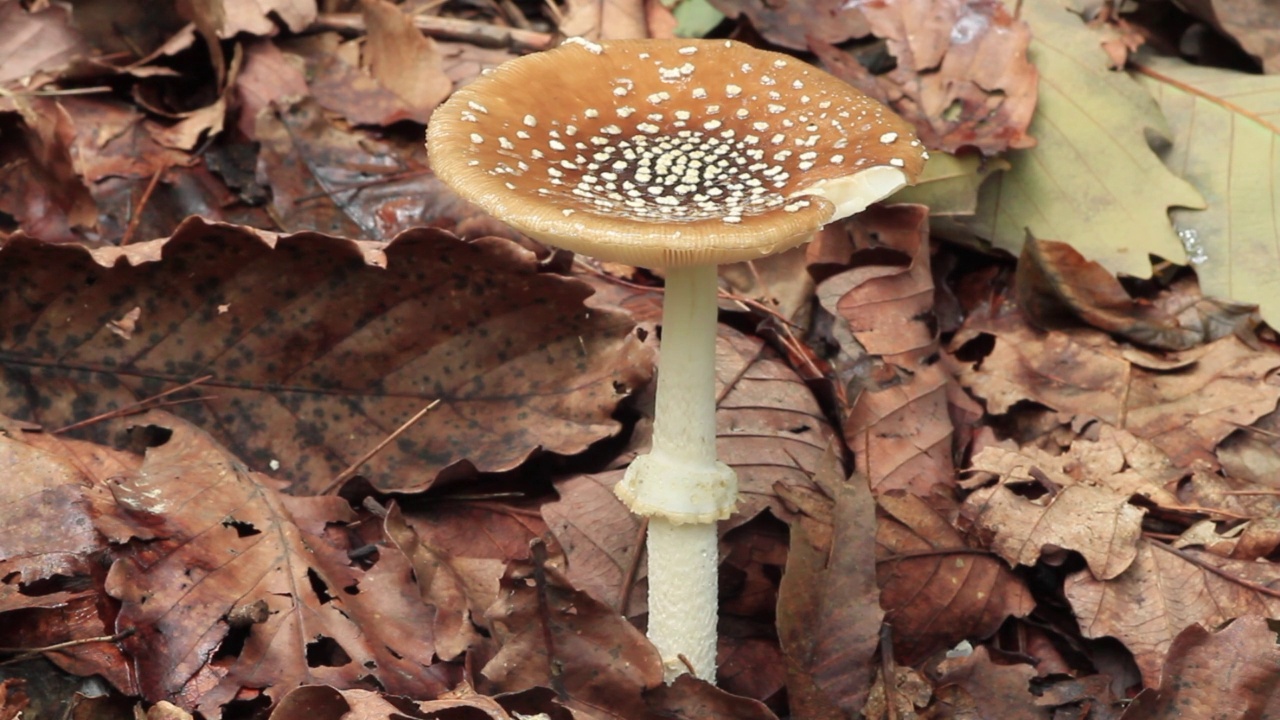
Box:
[3,0,1280,718]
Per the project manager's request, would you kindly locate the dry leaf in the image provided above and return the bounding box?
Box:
[0,218,651,494]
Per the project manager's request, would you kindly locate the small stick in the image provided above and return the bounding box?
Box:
[0,629,135,665]
[312,12,554,52]
[318,398,441,494]
[121,167,165,245]
[880,623,898,720]
[52,375,215,434]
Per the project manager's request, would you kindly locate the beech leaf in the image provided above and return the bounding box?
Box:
[0,217,651,494]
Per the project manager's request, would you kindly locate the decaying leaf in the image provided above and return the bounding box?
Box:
[776,451,882,718]
[102,413,454,715]
[855,0,1038,155]
[1065,539,1280,687]
[707,0,868,50]
[817,205,970,504]
[0,218,651,494]
[953,303,1280,469]
[480,551,664,717]
[877,491,1035,665]
[963,445,1146,580]
[1118,616,1280,719]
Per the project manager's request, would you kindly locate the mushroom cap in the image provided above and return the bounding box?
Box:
[427,38,927,268]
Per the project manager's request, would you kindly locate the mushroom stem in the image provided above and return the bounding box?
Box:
[651,264,720,469]
[617,263,737,681]
[647,516,719,680]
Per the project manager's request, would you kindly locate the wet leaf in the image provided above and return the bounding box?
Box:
[0,218,651,494]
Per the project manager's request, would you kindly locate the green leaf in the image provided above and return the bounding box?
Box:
[950,1,1204,278]
[663,0,725,38]
[891,152,1010,218]
[1134,53,1280,324]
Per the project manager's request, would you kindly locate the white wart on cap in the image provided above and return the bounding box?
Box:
[427,38,927,268]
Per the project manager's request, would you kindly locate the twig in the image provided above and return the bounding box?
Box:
[318,398,441,494]
[1152,539,1280,601]
[880,623,898,720]
[0,629,135,665]
[313,12,554,52]
[51,375,215,434]
[121,167,165,245]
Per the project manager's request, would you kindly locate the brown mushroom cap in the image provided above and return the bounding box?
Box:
[427,38,927,267]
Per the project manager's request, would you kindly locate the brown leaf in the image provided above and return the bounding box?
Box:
[1118,616,1280,719]
[708,0,869,51]
[1176,0,1280,73]
[816,205,971,503]
[952,305,1280,469]
[102,413,455,715]
[0,2,81,89]
[853,0,1037,155]
[963,446,1146,580]
[479,552,664,718]
[207,0,316,37]
[1016,237,1200,350]
[1064,539,1280,687]
[541,470,644,614]
[643,674,781,719]
[0,218,651,495]
[777,454,882,717]
[383,503,504,661]
[359,0,452,123]
[877,491,1034,665]
[558,0,649,41]
[928,645,1045,720]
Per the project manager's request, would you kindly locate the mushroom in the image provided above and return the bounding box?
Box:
[426,37,927,682]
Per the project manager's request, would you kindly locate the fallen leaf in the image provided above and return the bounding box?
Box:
[0,218,651,494]
[777,454,882,718]
[856,0,1038,155]
[817,204,971,503]
[1065,539,1280,687]
[1173,0,1280,73]
[946,0,1205,280]
[558,0,649,40]
[928,645,1043,720]
[102,413,455,716]
[0,1,81,89]
[1016,237,1201,350]
[1134,53,1280,326]
[707,0,868,51]
[479,552,664,718]
[383,503,504,661]
[359,0,452,123]
[1118,616,1280,719]
[877,491,1034,665]
[963,446,1146,580]
[952,304,1280,469]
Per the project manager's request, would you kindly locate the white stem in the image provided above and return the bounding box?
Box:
[651,264,720,468]
[646,517,719,680]
[610,264,730,682]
